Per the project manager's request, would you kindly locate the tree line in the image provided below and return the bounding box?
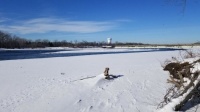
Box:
[0,30,145,48]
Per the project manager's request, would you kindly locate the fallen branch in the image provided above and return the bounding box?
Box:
[175,79,200,111]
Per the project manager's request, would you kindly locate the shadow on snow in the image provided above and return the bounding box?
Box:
[106,74,124,80]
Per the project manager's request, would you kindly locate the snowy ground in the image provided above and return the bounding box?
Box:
[0,48,199,112]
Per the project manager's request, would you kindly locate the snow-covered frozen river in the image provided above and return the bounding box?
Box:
[0,48,183,60]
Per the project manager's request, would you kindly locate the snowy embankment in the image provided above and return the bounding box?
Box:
[0,49,197,112]
[158,57,200,112]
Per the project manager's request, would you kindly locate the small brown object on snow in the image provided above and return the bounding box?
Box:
[104,67,109,79]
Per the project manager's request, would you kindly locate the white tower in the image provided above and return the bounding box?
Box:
[107,38,112,44]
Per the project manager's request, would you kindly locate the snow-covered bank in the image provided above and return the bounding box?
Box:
[157,57,200,112]
[0,50,198,112]
[116,45,200,49]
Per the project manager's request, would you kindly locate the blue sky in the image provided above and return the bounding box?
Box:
[0,0,200,44]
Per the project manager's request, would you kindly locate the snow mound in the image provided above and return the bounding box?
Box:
[95,75,113,87]
[79,74,112,87]
[74,74,124,90]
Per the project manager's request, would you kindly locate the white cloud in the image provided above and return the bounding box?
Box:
[0,18,118,34]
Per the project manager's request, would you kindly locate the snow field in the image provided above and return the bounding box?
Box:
[0,50,184,112]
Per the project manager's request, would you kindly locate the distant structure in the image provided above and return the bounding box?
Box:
[107,38,112,44]
[102,37,115,48]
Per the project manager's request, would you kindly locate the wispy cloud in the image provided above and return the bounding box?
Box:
[0,17,10,23]
[0,18,121,34]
